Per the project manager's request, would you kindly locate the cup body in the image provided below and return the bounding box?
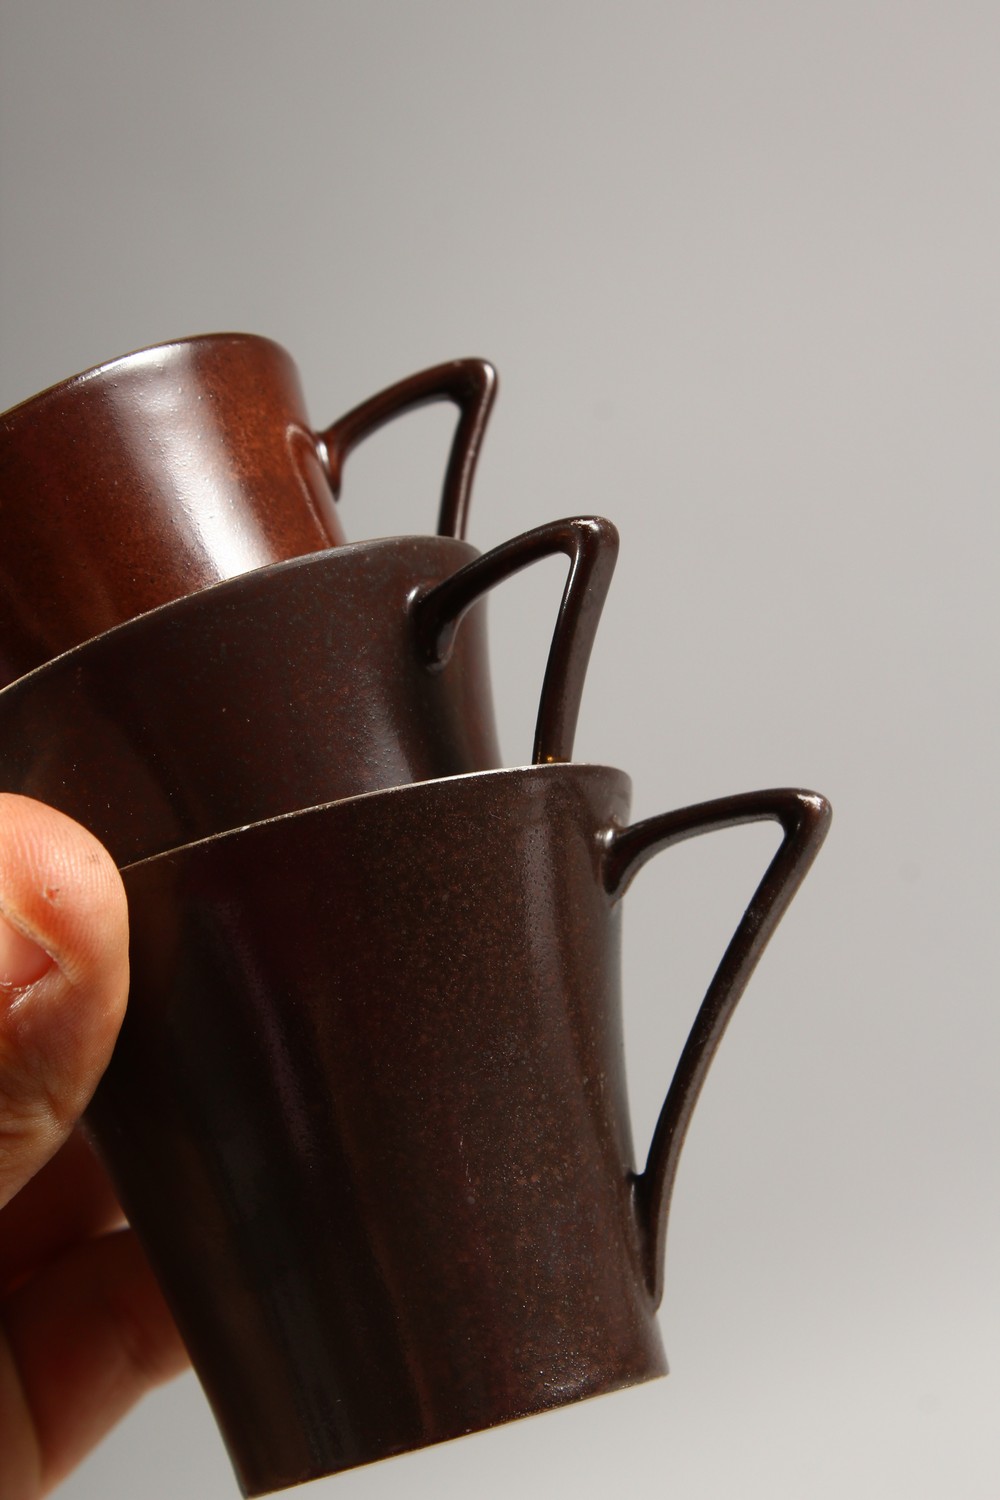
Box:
[88,764,665,1495]
[0,536,499,864]
[0,333,345,683]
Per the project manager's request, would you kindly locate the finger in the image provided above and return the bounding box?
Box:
[0,1226,188,1498]
[0,1130,125,1296]
[0,795,129,1211]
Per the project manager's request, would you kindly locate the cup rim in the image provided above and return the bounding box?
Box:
[0,331,294,425]
[119,761,634,875]
[0,532,481,703]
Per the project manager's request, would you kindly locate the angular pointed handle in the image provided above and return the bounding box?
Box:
[412,515,619,765]
[602,787,832,1307]
[316,358,497,539]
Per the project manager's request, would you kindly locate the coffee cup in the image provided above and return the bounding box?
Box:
[86,764,830,1494]
[0,517,616,863]
[0,334,496,683]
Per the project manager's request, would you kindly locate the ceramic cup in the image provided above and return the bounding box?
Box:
[0,334,496,684]
[86,764,831,1495]
[0,517,617,865]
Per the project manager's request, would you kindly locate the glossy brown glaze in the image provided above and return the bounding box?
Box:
[0,335,496,684]
[87,765,830,1494]
[0,518,616,864]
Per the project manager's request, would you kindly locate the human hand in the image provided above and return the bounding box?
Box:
[0,794,187,1499]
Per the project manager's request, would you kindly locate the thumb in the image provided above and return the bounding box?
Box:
[0,795,128,1211]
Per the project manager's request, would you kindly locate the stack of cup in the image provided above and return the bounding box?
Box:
[0,334,830,1497]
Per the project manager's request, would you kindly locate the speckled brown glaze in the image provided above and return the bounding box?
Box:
[0,517,616,864]
[86,765,830,1495]
[0,336,496,684]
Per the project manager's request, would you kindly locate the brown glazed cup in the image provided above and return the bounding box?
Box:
[0,517,617,865]
[0,334,496,685]
[86,764,831,1495]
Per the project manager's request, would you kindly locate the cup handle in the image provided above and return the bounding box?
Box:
[601,787,832,1307]
[315,358,498,539]
[411,515,619,765]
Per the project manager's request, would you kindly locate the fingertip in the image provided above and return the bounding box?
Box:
[0,909,54,992]
[0,797,129,1204]
[0,795,128,989]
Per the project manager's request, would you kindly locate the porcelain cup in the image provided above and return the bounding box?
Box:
[0,334,496,684]
[86,763,830,1494]
[0,517,616,864]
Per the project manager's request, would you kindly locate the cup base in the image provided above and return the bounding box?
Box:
[233,1358,668,1497]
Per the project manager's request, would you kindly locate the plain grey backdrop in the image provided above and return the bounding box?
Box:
[1,2,997,1496]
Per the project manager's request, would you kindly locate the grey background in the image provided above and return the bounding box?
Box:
[1,2,997,1496]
